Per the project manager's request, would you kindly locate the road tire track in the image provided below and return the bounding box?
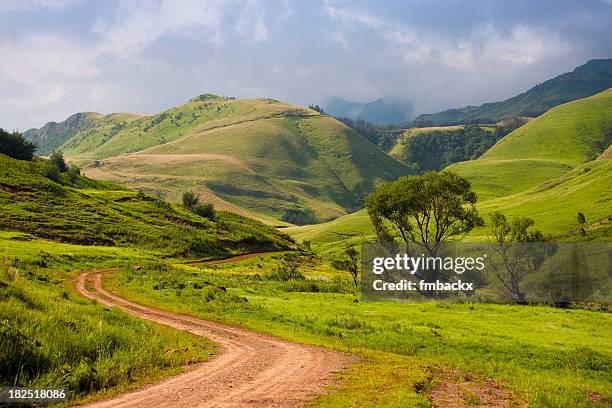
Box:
[74,263,350,407]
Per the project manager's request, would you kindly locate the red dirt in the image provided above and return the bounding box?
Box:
[74,263,350,408]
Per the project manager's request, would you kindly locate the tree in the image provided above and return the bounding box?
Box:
[366,171,483,256]
[182,190,199,210]
[576,212,587,236]
[49,150,67,172]
[488,211,553,303]
[42,163,60,182]
[67,165,81,184]
[0,128,37,161]
[332,244,360,286]
[182,190,215,220]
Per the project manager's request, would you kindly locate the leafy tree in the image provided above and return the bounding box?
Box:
[308,105,326,114]
[0,128,37,161]
[488,211,554,303]
[332,244,360,286]
[366,171,483,256]
[49,150,67,172]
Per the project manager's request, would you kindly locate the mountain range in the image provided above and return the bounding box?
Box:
[322,97,413,125]
[414,58,612,125]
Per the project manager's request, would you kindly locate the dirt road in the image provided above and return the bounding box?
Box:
[75,265,350,407]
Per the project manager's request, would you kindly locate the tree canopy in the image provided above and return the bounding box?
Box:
[0,128,37,161]
[366,171,484,255]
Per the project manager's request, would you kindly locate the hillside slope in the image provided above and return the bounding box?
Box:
[23,112,144,155]
[0,154,294,257]
[415,58,612,125]
[289,91,612,252]
[37,95,410,224]
[448,88,612,199]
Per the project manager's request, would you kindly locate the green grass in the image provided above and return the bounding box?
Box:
[291,91,612,253]
[482,89,612,165]
[0,233,215,405]
[105,253,612,407]
[0,153,295,257]
[30,94,410,224]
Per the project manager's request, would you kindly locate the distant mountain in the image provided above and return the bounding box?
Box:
[23,112,104,155]
[415,58,612,125]
[323,97,413,125]
[25,94,410,225]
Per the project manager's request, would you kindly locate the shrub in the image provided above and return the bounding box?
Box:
[182,191,215,220]
[49,151,67,172]
[266,255,305,281]
[42,163,61,182]
[182,190,199,210]
[67,165,81,184]
[0,129,36,161]
[193,203,215,220]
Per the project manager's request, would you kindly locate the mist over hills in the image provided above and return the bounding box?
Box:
[323,97,414,125]
[415,58,612,126]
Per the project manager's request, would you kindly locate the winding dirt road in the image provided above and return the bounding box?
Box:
[75,262,350,407]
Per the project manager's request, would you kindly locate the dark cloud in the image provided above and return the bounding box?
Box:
[1,0,611,130]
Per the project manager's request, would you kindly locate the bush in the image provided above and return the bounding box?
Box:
[42,163,60,182]
[193,203,215,220]
[182,190,199,210]
[0,129,36,161]
[49,151,67,172]
[182,191,215,220]
[266,255,305,281]
[67,165,81,184]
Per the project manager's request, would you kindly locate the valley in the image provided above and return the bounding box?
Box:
[3,56,611,408]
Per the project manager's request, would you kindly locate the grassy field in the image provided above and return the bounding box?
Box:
[0,231,216,405]
[24,94,410,224]
[289,91,612,254]
[0,152,295,405]
[104,253,612,407]
[0,154,294,257]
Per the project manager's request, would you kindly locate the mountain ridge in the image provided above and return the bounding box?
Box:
[414,58,612,125]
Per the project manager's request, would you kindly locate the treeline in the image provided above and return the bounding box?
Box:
[0,128,37,160]
[335,117,405,150]
[399,125,510,172]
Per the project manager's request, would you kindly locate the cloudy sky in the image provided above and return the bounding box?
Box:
[1,0,611,130]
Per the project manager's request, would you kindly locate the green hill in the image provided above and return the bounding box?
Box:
[0,153,294,258]
[30,94,410,225]
[289,90,612,253]
[414,58,612,125]
[449,88,612,198]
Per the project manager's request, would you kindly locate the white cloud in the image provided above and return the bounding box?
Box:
[94,0,226,57]
[326,4,570,69]
[0,0,80,12]
[480,24,569,65]
[325,3,383,29]
[235,0,268,42]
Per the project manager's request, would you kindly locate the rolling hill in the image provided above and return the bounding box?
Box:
[414,58,612,125]
[25,94,410,225]
[0,153,295,257]
[289,90,612,253]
